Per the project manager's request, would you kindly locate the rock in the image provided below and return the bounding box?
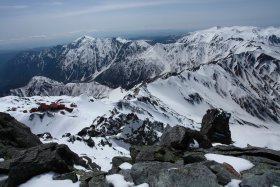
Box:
[240,172,280,187]
[118,169,133,183]
[84,137,95,147]
[203,161,239,185]
[4,143,82,187]
[108,156,132,174]
[150,163,220,187]
[159,125,191,150]
[79,170,107,187]
[200,108,232,144]
[37,132,53,140]
[130,161,182,185]
[130,145,181,163]
[183,152,207,164]
[222,162,241,178]
[76,156,101,171]
[131,161,220,187]
[53,171,78,183]
[0,112,42,148]
[159,125,211,150]
[0,160,10,173]
[210,145,280,163]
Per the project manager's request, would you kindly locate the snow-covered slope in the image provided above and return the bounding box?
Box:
[10,76,112,98]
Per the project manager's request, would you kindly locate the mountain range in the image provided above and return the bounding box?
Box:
[1,26,279,124]
[1,26,280,186]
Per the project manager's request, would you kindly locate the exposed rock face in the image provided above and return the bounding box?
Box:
[0,112,42,148]
[0,112,101,187]
[200,109,232,144]
[77,113,165,146]
[159,125,211,150]
[3,143,81,186]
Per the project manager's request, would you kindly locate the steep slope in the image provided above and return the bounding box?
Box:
[10,76,112,98]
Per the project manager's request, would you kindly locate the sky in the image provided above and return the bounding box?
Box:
[0,0,280,50]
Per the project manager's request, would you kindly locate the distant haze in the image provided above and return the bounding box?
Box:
[0,0,280,50]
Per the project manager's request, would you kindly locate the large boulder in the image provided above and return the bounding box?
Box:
[159,125,211,150]
[2,143,84,187]
[131,161,221,187]
[200,109,231,144]
[0,112,42,148]
[240,172,280,187]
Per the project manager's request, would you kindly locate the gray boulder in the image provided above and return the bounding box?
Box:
[240,172,280,187]
[131,161,182,185]
[131,161,221,187]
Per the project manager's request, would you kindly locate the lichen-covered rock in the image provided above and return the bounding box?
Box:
[131,161,221,187]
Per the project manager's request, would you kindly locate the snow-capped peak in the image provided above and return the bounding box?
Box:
[74,35,96,43]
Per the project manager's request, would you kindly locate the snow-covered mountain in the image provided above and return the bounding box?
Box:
[1,26,279,93]
[1,26,280,187]
[10,76,112,98]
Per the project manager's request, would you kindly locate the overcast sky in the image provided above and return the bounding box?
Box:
[0,0,280,50]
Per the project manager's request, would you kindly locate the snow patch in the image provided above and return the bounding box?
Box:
[225,179,242,187]
[119,162,132,170]
[205,153,254,173]
[106,174,134,187]
[19,172,80,187]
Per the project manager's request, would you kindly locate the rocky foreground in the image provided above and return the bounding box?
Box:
[0,109,280,187]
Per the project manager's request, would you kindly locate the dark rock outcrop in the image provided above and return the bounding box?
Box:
[159,125,211,150]
[0,112,42,149]
[200,109,232,144]
[3,143,81,186]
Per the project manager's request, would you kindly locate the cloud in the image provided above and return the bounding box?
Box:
[61,0,183,17]
[29,35,47,38]
[0,5,28,9]
[43,1,64,6]
[68,29,98,35]
[0,35,47,42]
